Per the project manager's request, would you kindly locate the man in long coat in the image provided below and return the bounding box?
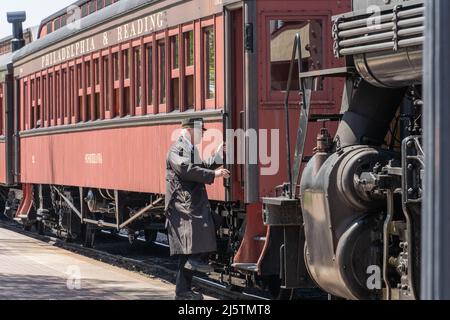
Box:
[165,117,230,300]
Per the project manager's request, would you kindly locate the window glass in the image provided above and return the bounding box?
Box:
[48,75,53,122]
[135,47,142,106]
[77,64,82,89]
[95,59,100,85]
[171,35,179,69]
[54,18,61,31]
[204,27,215,99]
[158,41,166,104]
[86,62,91,87]
[147,45,153,105]
[185,31,194,67]
[186,75,194,109]
[103,57,110,111]
[82,4,88,17]
[47,21,53,34]
[89,1,96,14]
[269,19,323,91]
[124,49,130,79]
[113,52,119,81]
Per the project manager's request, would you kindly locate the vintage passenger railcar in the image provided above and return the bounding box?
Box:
[1,0,352,296]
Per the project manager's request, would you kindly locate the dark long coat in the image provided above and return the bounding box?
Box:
[165,136,223,256]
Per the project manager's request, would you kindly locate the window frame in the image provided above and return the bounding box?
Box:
[201,18,216,110]
[261,11,333,108]
[156,31,168,113]
[182,23,195,111]
[143,35,155,115]
[169,27,181,113]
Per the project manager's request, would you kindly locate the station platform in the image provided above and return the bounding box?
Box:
[0,226,212,300]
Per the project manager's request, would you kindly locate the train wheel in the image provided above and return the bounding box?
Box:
[144,230,157,244]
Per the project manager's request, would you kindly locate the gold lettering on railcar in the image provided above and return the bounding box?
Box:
[39,11,167,70]
[116,11,166,42]
[103,32,109,46]
[42,38,96,68]
[85,153,103,165]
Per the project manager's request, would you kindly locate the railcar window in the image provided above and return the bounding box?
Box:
[97,0,104,10]
[36,78,41,126]
[49,74,53,123]
[105,0,112,6]
[24,82,28,129]
[94,93,100,120]
[170,34,180,111]
[89,1,96,14]
[171,35,179,69]
[185,31,194,67]
[103,57,110,111]
[94,59,100,85]
[56,71,61,123]
[86,93,92,120]
[61,15,67,27]
[37,78,40,100]
[42,76,47,125]
[146,44,153,106]
[171,78,180,111]
[204,27,215,100]
[62,70,67,120]
[158,41,166,105]
[77,96,82,122]
[31,80,35,129]
[186,75,194,109]
[135,47,142,107]
[82,4,88,17]
[77,65,82,89]
[124,87,130,115]
[46,21,53,34]
[113,52,119,81]
[86,62,91,87]
[70,67,74,120]
[54,18,61,31]
[184,29,195,110]
[269,19,324,91]
[124,49,130,79]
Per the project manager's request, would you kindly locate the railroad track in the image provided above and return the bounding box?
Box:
[0,219,268,300]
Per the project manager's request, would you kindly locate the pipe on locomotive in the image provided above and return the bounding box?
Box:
[7,12,26,52]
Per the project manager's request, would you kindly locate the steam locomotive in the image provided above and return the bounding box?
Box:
[263,0,423,300]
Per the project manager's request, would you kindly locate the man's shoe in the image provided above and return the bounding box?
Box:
[174,290,204,300]
[185,258,214,273]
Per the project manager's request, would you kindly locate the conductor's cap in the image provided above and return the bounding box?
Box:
[181,117,207,131]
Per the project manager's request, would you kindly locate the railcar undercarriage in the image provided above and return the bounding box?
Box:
[0,183,271,292]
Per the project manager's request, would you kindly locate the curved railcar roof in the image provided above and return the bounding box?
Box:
[38,0,91,31]
[14,0,160,63]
